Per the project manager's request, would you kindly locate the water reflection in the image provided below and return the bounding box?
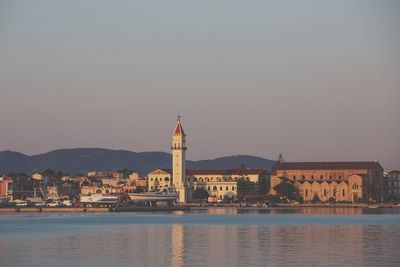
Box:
[171,224,184,267]
[0,210,400,267]
[192,207,400,215]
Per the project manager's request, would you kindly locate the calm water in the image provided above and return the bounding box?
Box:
[1,208,400,267]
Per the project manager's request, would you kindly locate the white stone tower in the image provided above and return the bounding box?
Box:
[172,116,187,203]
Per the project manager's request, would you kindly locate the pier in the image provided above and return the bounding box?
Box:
[0,206,191,213]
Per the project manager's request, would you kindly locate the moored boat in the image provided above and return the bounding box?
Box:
[80,194,119,205]
[128,187,179,202]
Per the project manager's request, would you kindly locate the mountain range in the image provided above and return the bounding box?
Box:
[0,148,277,176]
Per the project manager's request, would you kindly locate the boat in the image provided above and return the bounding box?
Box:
[9,199,28,207]
[80,194,119,205]
[128,187,179,202]
[368,204,382,209]
[34,201,46,207]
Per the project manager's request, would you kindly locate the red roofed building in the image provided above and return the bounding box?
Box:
[270,161,384,203]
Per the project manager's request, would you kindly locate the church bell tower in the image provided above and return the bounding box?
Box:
[172,116,188,203]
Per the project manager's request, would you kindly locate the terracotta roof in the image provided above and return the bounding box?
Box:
[187,168,266,176]
[174,121,184,135]
[275,161,382,171]
[149,168,267,176]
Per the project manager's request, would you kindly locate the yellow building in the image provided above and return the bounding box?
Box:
[188,169,268,200]
[148,169,172,191]
[270,161,384,203]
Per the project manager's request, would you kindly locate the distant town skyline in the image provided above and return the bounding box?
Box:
[0,1,399,169]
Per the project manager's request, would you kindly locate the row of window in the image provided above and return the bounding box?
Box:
[151,185,236,192]
[292,175,343,181]
[352,184,359,190]
[204,186,235,191]
[150,177,170,182]
[191,177,250,182]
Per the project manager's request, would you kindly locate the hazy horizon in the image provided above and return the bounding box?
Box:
[1,1,399,169]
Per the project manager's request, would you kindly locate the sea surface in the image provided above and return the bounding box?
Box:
[1,208,400,267]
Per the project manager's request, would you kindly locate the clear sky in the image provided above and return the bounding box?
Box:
[0,0,399,169]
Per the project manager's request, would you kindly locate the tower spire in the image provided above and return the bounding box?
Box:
[174,115,185,136]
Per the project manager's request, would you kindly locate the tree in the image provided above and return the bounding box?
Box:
[311,194,321,203]
[192,187,209,201]
[135,186,145,193]
[274,182,298,201]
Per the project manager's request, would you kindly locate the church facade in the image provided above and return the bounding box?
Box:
[270,161,384,203]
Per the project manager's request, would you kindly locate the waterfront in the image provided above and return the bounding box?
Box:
[1,208,400,267]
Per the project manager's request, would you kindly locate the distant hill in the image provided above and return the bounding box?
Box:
[0,148,276,175]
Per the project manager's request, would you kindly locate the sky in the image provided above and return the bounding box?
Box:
[0,0,399,169]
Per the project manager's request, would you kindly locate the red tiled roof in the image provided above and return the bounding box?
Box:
[275,161,382,171]
[152,168,266,175]
[174,121,184,135]
[187,168,266,176]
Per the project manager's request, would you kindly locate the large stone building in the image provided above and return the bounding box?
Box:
[270,161,384,203]
[148,168,269,200]
[147,117,269,203]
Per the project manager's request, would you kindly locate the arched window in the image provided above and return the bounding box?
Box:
[232,186,235,191]
[320,175,323,180]
[217,178,221,182]
[342,189,345,196]
[150,178,153,181]
[302,175,305,180]
[207,186,211,190]
[213,186,217,191]
[324,189,327,196]
[220,186,222,191]
[205,177,209,182]
[96,189,102,194]
[226,186,229,191]
[199,178,203,182]
[311,175,314,180]
[193,177,198,182]
[305,189,308,196]
[223,177,227,181]
[165,177,169,181]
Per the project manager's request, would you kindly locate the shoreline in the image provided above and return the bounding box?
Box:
[1,204,399,213]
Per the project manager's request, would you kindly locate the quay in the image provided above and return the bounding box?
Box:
[0,206,191,213]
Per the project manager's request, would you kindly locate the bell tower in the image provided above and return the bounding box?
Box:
[172,116,187,202]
